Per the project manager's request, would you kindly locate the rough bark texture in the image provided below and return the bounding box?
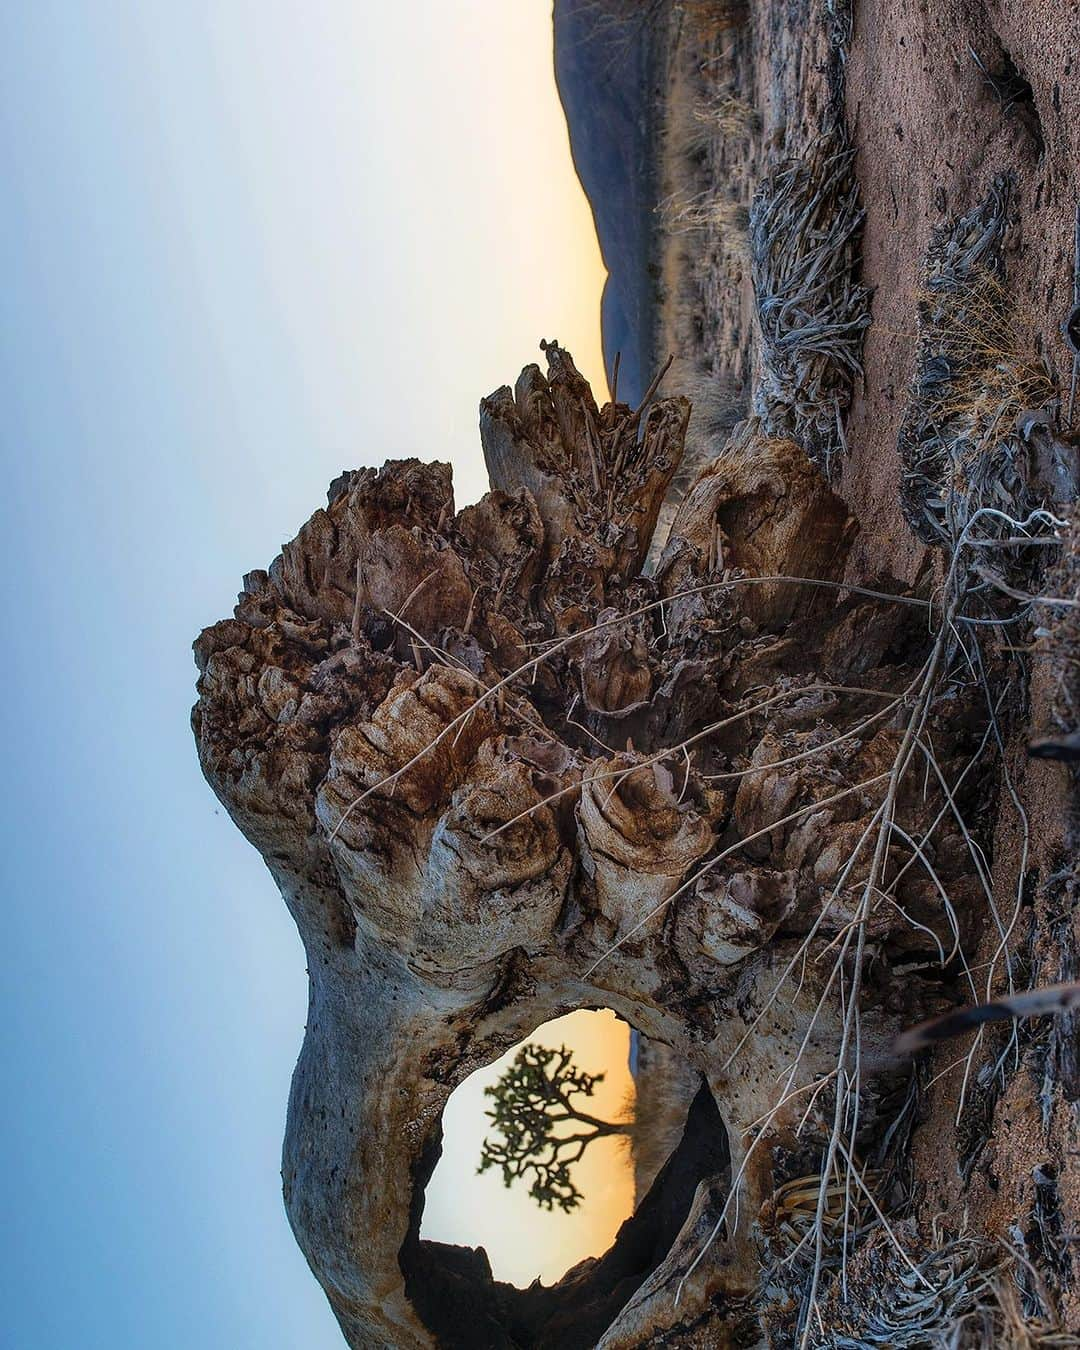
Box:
[193,1,1080,1345]
[648,0,1080,1341]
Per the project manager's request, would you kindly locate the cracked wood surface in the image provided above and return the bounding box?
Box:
[194,343,973,1347]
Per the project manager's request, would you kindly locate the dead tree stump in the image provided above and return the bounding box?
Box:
[193,343,978,1347]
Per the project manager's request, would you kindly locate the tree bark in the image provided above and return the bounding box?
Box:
[192,0,1080,1344]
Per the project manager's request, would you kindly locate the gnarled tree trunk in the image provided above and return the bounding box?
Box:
[194,0,1080,1344]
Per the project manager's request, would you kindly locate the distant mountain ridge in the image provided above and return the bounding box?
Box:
[552,0,663,407]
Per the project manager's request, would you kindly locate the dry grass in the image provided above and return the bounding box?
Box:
[679,89,759,153]
[674,364,747,481]
[656,62,754,258]
[654,0,757,314]
[1036,512,1080,744]
[903,267,1054,546]
[674,0,749,35]
[812,1223,1080,1348]
[656,190,750,241]
[900,175,1057,552]
[749,129,871,474]
[661,501,1065,1343]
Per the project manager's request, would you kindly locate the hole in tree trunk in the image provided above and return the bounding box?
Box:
[402,1012,729,1350]
[421,1010,637,1286]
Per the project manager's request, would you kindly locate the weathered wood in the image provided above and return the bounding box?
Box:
[194,341,970,1346]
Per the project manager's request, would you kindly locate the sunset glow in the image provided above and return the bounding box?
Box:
[423,1010,636,1286]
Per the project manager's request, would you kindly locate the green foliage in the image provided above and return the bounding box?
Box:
[477,1043,628,1213]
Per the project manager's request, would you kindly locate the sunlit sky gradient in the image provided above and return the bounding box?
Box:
[425,1010,634,1287]
[2,4,618,1347]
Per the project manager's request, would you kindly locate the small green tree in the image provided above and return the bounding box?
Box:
[478,1042,630,1212]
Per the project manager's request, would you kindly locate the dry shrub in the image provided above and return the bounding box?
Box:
[691,89,759,142]
[675,0,749,35]
[1035,513,1080,746]
[657,190,750,241]
[899,174,1056,550]
[814,1224,1080,1349]
[750,130,871,474]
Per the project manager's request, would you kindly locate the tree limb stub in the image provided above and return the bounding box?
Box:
[193,343,982,1346]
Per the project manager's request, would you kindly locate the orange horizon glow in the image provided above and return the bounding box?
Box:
[422,1010,636,1287]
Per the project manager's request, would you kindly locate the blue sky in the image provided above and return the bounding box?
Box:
[2,4,607,1346]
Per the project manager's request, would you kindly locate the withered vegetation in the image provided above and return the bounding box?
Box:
[192,0,1080,1345]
